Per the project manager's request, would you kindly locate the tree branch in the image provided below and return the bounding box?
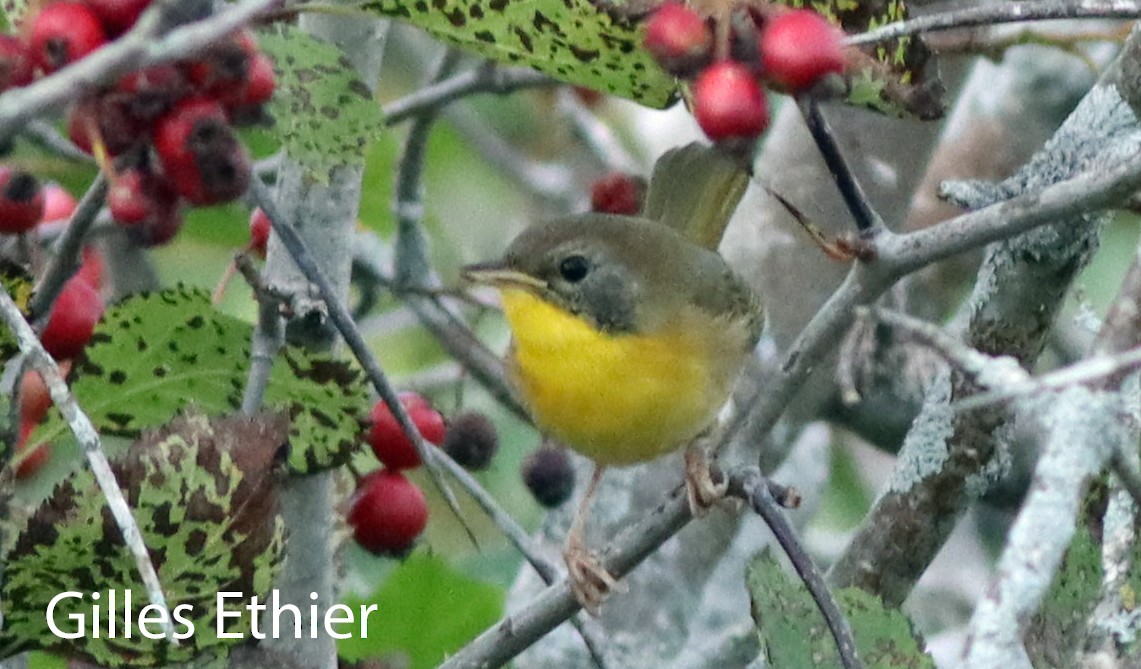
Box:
[847,0,1141,47]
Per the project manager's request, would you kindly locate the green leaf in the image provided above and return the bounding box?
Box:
[338,553,504,669]
[25,286,367,475]
[0,0,27,30]
[362,0,678,109]
[258,25,387,184]
[748,552,934,669]
[1,411,287,666]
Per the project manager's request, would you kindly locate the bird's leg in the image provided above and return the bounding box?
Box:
[563,465,624,615]
[684,429,729,516]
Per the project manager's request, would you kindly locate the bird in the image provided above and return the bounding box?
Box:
[463,142,762,613]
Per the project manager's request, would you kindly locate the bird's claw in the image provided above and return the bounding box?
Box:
[564,534,624,615]
[684,443,730,516]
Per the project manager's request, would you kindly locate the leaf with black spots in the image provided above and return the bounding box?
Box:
[361,0,677,108]
[0,410,288,666]
[258,26,387,184]
[23,286,367,475]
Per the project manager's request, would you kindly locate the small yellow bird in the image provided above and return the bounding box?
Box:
[464,143,761,612]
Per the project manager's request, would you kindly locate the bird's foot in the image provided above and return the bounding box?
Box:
[564,533,625,616]
[684,442,730,516]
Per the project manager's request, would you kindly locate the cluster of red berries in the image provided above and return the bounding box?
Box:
[349,392,501,555]
[643,3,847,143]
[0,0,274,247]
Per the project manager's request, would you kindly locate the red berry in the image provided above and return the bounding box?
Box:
[39,275,104,359]
[67,96,141,156]
[83,0,152,36]
[235,53,275,107]
[108,167,183,246]
[249,207,270,258]
[76,246,104,289]
[759,9,846,92]
[0,35,32,90]
[17,359,71,427]
[692,61,769,142]
[14,426,51,479]
[590,172,645,215]
[185,30,257,98]
[41,183,77,223]
[13,360,70,479]
[367,393,446,470]
[643,3,712,76]
[19,368,53,428]
[152,97,251,205]
[113,64,189,123]
[348,470,429,555]
[28,2,108,74]
[108,168,153,225]
[0,167,45,235]
[127,203,183,247]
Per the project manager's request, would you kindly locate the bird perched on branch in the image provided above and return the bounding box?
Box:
[464,142,761,613]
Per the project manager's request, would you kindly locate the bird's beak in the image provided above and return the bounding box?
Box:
[462,261,546,290]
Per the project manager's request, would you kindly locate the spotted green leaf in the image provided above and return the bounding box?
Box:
[0,0,27,29]
[1,411,286,666]
[748,552,934,669]
[23,286,367,475]
[258,25,387,184]
[361,0,677,108]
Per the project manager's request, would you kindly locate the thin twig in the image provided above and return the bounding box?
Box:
[248,179,484,551]
[21,120,96,163]
[555,87,641,174]
[796,96,884,233]
[847,0,1141,47]
[729,468,862,669]
[382,63,555,125]
[28,173,108,319]
[0,286,176,642]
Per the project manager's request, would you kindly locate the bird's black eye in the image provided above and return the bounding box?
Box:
[558,254,590,283]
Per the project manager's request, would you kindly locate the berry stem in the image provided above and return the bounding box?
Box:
[211,257,241,304]
[796,95,883,233]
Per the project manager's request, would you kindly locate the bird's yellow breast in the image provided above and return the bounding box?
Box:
[499,288,731,466]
